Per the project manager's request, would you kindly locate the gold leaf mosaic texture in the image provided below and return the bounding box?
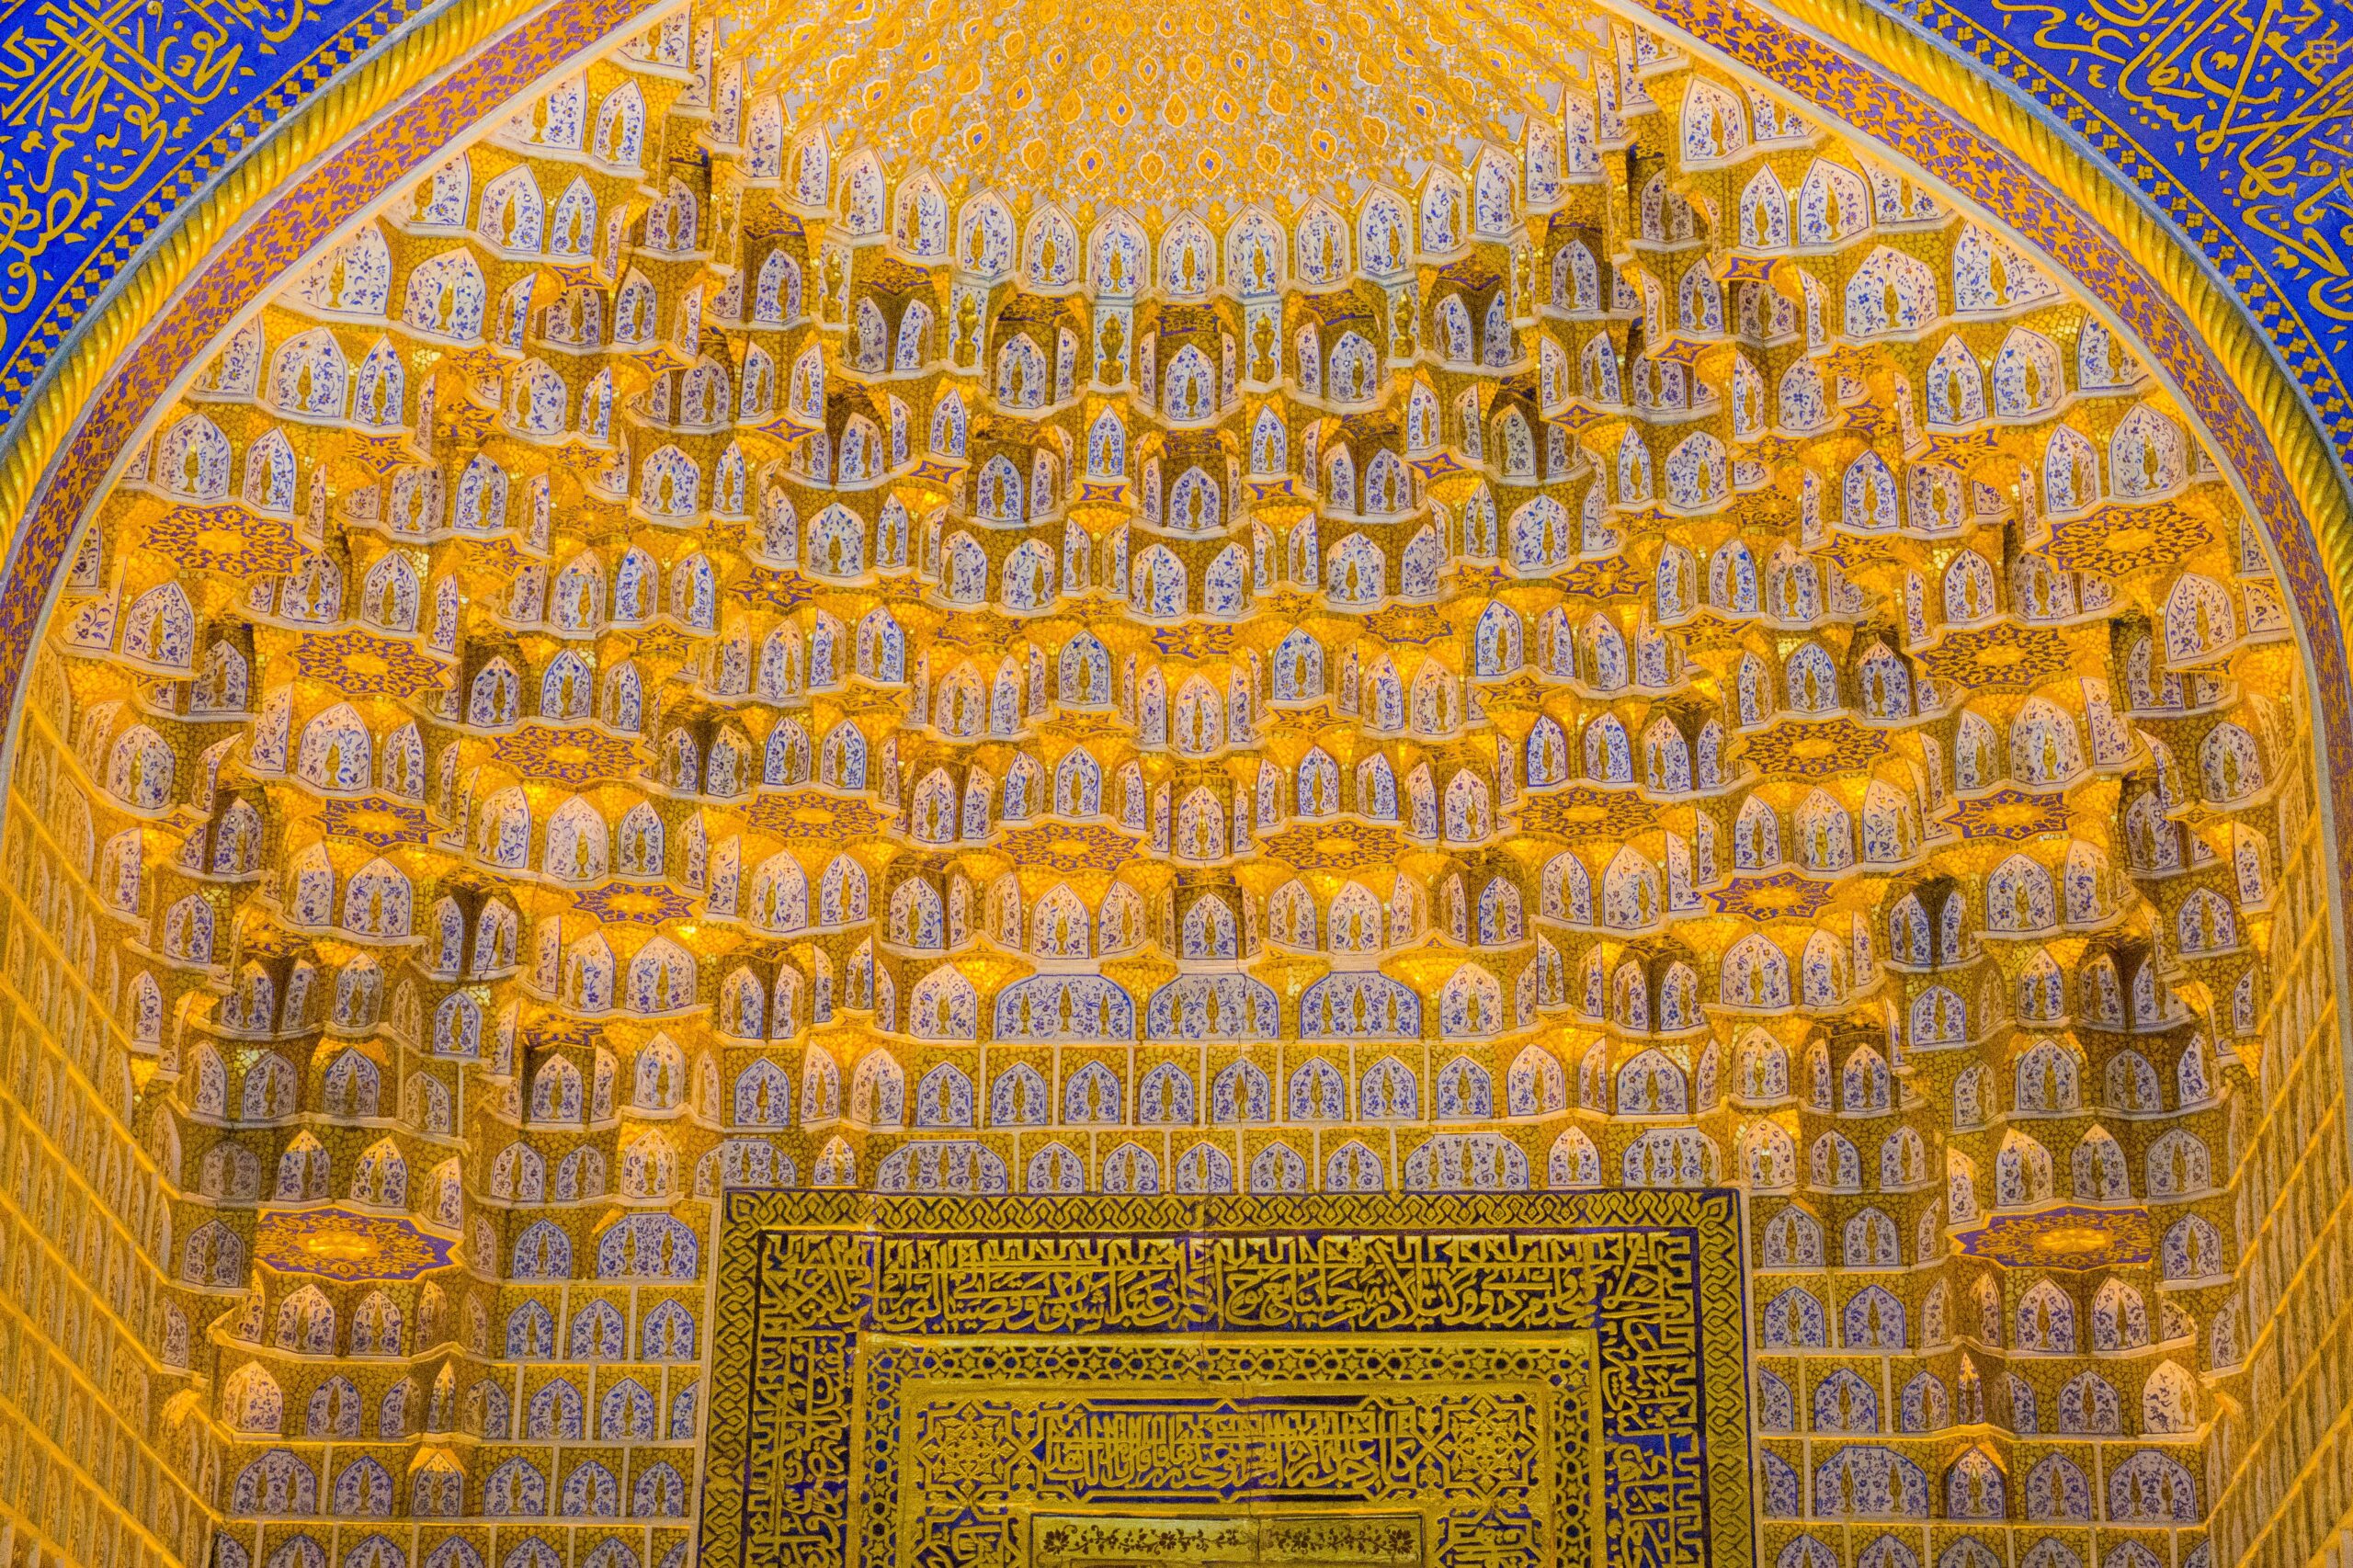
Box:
[0,4,2309,1568]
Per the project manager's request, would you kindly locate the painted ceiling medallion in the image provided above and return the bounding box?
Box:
[574,881,703,923]
[1953,1206,2157,1272]
[744,789,893,841]
[1943,785,2071,842]
[139,504,310,576]
[290,630,453,698]
[1512,784,1659,842]
[255,1207,459,1281]
[1706,870,1836,922]
[492,723,647,783]
[997,821,1147,873]
[319,793,435,847]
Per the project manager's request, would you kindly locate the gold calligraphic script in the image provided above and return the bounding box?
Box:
[699,1191,1754,1568]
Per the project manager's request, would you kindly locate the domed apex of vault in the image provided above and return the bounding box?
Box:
[728,0,1598,217]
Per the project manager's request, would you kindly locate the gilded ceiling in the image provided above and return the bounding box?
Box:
[732,0,1587,211]
[0,4,2297,1568]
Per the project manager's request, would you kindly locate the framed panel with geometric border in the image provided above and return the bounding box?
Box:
[699,1192,1755,1568]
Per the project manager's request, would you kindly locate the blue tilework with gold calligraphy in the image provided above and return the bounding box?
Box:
[1867,0,2353,481]
[0,0,423,414]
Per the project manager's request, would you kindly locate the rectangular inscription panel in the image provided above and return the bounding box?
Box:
[1031,1512,1425,1568]
[698,1192,1753,1568]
